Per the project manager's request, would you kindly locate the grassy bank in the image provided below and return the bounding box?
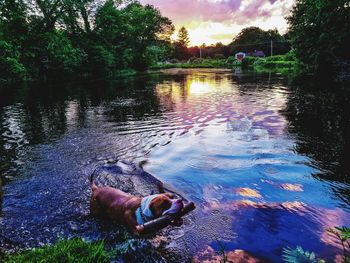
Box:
[2,236,164,263]
[3,239,111,263]
[151,53,298,73]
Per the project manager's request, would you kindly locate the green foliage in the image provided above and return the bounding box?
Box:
[287,0,350,71]
[86,44,115,76]
[246,52,298,73]
[226,56,236,64]
[241,56,259,69]
[336,227,350,240]
[122,2,174,70]
[0,0,174,81]
[0,40,26,81]
[327,226,350,262]
[214,53,225,59]
[230,27,290,56]
[151,58,229,70]
[4,238,110,263]
[282,247,323,263]
[44,32,86,74]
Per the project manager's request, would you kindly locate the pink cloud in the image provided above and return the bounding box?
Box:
[141,0,290,25]
[141,0,242,24]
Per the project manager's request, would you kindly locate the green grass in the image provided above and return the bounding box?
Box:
[3,238,111,263]
[150,58,230,70]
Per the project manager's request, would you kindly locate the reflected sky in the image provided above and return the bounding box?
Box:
[0,69,349,261]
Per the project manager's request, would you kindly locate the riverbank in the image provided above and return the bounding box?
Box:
[150,53,298,74]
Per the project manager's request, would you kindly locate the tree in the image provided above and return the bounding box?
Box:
[172,26,190,60]
[178,26,190,47]
[0,0,175,81]
[287,0,350,70]
[121,2,174,69]
[229,27,288,56]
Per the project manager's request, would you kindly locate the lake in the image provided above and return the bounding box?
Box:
[0,69,349,262]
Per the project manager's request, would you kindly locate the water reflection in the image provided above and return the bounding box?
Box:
[284,82,350,205]
[0,69,349,261]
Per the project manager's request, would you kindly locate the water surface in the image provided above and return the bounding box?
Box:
[0,69,349,262]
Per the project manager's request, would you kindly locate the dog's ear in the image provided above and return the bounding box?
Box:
[163,192,175,199]
[149,195,172,218]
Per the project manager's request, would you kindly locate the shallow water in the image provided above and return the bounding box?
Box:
[0,69,349,262]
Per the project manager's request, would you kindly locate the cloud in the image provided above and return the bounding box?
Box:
[140,0,295,45]
[141,0,293,25]
[141,0,242,23]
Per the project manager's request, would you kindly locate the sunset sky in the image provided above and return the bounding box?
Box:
[140,0,295,46]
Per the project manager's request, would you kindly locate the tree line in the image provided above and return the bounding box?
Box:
[1,0,349,82]
[168,0,350,75]
[0,0,174,81]
[171,26,290,61]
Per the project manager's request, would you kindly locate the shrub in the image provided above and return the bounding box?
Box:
[191,58,204,64]
[265,55,287,62]
[226,56,236,64]
[232,59,242,67]
[169,58,180,64]
[241,56,259,69]
[189,57,198,63]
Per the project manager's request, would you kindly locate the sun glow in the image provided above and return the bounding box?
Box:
[142,0,295,46]
[189,81,214,95]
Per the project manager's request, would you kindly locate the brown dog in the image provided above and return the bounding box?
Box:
[90,177,184,234]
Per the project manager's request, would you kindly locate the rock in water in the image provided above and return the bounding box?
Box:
[92,161,163,197]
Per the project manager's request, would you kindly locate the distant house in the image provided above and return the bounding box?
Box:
[247,50,266,57]
[235,52,246,61]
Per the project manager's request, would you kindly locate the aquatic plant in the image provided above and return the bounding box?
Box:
[282,246,324,263]
[327,226,350,262]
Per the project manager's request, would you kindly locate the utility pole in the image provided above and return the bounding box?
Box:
[199,47,202,59]
[271,40,273,57]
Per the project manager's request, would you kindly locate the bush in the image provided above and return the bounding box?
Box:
[226,56,236,64]
[169,58,180,64]
[189,57,197,63]
[191,58,204,64]
[241,56,259,69]
[265,55,287,62]
[232,59,242,67]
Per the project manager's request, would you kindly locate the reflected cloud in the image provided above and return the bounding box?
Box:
[193,245,263,263]
[234,187,262,199]
[280,183,303,192]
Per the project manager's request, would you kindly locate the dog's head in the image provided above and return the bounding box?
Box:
[149,193,184,218]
